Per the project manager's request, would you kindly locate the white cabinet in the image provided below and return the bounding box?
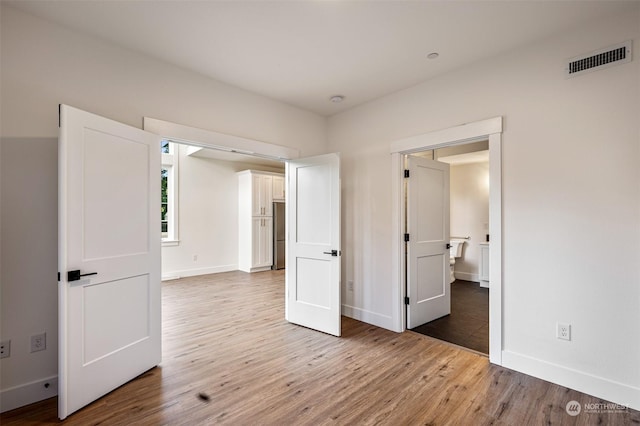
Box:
[238,170,283,273]
[251,217,273,268]
[251,174,273,216]
[480,243,490,288]
[272,175,285,201]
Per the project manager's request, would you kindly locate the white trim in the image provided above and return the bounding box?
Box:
[487,132,502,364]
[391,117,502,154]
[161,264,238,281]
[0,376,58,413]
[161,239,180,247]
[144,118,299,160]
[502,350,640,411]
[390,116,503,365]
[390,152,405,333]
[453,272,480,282]
[342,304,395,331]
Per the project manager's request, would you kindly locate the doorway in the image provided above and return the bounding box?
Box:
[390,116,503,365]
[408,142,490,354]
[143,119,342,338]
[159,140,286,281]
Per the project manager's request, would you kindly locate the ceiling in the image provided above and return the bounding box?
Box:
[186,146,284,169]
[5,1,634,116]
[438,150,489,166]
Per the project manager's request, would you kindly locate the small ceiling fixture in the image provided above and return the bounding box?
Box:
[330,95,345,103]
[427,52,439,60]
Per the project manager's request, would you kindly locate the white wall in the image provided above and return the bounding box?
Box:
[450,162,490,282]
[161,146,284,279]
[0,138,60,410]
[0,5,325,411]
[330,7,640,409]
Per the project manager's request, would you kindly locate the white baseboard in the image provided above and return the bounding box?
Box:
[162,264,237,281]
[502,350,640,411]
[454,271,479,282]
[0,375,58,413]
[342,304,395,331]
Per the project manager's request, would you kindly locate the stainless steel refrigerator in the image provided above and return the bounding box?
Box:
[272,202,286,270]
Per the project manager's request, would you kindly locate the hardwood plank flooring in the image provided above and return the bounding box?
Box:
[2,270,639,425]
[411,279,489,354]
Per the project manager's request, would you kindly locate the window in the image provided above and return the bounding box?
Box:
[161,141,179,245]
[161,168,169,236]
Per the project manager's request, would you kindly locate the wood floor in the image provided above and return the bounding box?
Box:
[411,280,489,354]
[2,270,639,425]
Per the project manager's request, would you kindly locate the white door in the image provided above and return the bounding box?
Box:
[406,155,450,329]
[58,105,161,419]
[286,153,341,336]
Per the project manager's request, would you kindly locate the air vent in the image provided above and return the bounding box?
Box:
[565,40,632,78]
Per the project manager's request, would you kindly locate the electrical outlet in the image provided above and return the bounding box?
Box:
[30,333,46,353]
[0,340,10,359]
[193,254,198,262]
[557,323,571,341]
[347,280,354,291]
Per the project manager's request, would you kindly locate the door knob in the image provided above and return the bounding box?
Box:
[323,250,340,257]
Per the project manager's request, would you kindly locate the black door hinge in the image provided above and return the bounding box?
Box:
[404,296,410,305]
[404,169,410,178]
[404,233,410,242]
[58,272,60,281]
[58,104,61,128]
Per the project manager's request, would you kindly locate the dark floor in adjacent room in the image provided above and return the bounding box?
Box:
[411,279,489,354]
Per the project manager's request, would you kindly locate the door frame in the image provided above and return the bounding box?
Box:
[143,118,299,161]
[390,117,503,364]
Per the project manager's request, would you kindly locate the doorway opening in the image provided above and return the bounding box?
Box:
[158,139,286,281]
[145,118,342,337]
[407,141,490,354]
[390,116,503,364]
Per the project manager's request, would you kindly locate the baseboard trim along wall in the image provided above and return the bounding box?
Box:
[0,375,58,413]
[454,271,479,282]
[342,304,395,332]
[161,264,238,281]
[502,350,640,411]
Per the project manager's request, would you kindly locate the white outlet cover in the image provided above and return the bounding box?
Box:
[557,323,571,341]
[30,333,47,353]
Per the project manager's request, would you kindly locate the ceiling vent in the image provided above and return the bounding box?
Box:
[565,40,632,78]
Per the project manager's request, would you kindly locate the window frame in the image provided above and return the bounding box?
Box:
[161,141,179,246]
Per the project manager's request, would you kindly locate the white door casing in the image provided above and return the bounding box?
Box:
[406,155,450,329]
[58,105,161,419]
[286,153,341,336]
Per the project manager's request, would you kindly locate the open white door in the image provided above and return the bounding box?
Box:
[58,105,161,419]
[286,153,341,336]
[406,155,450,329]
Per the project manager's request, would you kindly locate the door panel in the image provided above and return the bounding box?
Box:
[59,105,161,419]
[286,153,341,336]
[81,128,149,258]
[407,155,450,329]
[82,275,150,363]
[296,165,332,244]
[416,254,446,301]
